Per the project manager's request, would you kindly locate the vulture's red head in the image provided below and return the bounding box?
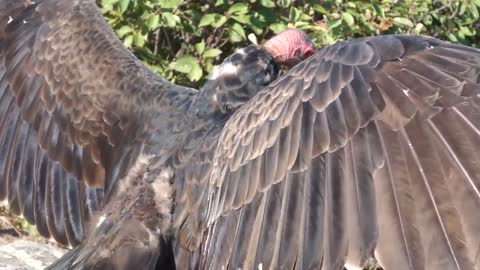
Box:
[263,29,316,68]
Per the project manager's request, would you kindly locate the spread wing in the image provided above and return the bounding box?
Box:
[0,0,195,246]
[173,35,480,269]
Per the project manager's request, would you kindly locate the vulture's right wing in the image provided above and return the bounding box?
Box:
[174,35,480,270]
[0,0,195,246]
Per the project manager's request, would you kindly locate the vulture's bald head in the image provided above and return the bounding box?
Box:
[263,29,316,67]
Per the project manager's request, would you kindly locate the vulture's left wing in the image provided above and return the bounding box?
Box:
[0,0,196,246]
[174,35,480,270]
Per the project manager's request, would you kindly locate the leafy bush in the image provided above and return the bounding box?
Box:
[98,0,480,88]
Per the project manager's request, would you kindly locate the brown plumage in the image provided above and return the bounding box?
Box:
[1,0,480,269]
[174,36,480,269]
[0,0,197,248]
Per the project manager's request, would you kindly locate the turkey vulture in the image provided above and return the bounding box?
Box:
[2,0,480,270]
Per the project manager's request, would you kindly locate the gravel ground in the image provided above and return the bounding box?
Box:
[0,207,67,270]
[0,239,67,270]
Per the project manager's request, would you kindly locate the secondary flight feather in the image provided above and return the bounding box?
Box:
[1,0,480,269]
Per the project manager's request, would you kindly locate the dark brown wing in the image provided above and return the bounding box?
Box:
[0,0,195,246]
[173,35,480,269]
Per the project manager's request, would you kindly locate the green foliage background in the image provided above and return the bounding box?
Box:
[97,0,480,88]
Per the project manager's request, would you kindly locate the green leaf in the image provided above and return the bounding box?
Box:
[422,14,433,25]
[228,22,246,42]
[269,23,287,34]
[393,17,413,28]
[195,41,205,55]
[279,0,292,8]
[199,14,215,27]
[119,0,130,14]
[249,15,266,35]
[133,33,146,47]
[414,23,424,34]
[459,2,467,15]
[470,2,480,19]
[188,63,203,82]
[170,55,198,73]
[260,0,275,8]
[162,12,180,27]
[295,21,313,29]
[447,33,458,43]
[215,0,226,6]
[170,55,202,82]
[123,35,133,48]
[328,19,342,30]
[211,15,227,28]
[342,12,355,26]
[460,26,475,36]
[203,48,222,58]
[116,25,134,37]
[290,7,302,22]
[158,0,183,9]
[373,3,385,18]
[228,3,248,14]
[232,14,251,24]
[147,14,160,29]
[199,14,227,28]
[346,2,356,8]
[254,8,276,24]
[312,4,328,15]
